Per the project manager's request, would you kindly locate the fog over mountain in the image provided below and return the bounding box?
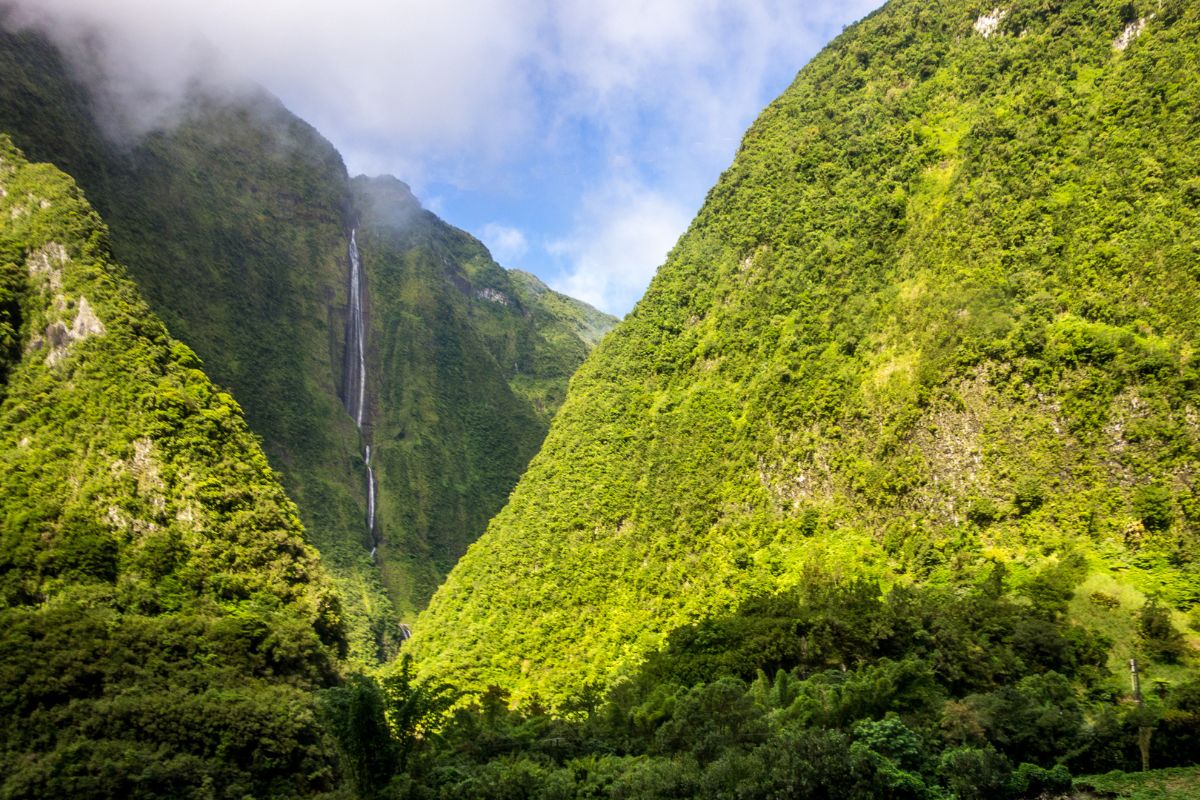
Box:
[2,0,881,313]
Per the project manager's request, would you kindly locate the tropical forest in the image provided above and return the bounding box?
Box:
[0,0,1198,797]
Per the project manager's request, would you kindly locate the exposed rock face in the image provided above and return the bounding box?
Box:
[1113,17,1148,50]
[974,8,1008,37]
[27,241,66,290]
[44,295,105,365]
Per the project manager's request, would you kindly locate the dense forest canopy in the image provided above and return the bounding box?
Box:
[0,135,346,797]
[416,0,1200,705]
[1,0,1198,796]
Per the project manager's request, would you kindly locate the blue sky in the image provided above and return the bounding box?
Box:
[12,0,883,315]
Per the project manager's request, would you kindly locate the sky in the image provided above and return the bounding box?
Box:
[7,0,883,316]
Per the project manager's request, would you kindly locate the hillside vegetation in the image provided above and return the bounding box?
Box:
[0,22,397,659]
[416,0,1200,705]
[352,176,616,609]
[346,568,1200,798]
[0,136,346,797]
[0,22,615,638]
[2,0,1198,795]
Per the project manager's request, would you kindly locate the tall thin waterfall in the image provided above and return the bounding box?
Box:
[366,444,377,554]
[344,230,367,427]
[343,228,378,556]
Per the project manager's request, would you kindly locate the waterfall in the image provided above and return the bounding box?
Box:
[344,228,378,558]
[366,444,377,536]
[344,230,367,428]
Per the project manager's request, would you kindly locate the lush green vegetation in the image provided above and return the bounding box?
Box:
[0,24,399,660]
[0,137,347,797]
[416,0,1200,705]
[351,177,616,612]
[1075,767,1200,799]
[0,25,614,643]
[4,0,1200,795]
[508,269,621,416]
[327,569,1199,798]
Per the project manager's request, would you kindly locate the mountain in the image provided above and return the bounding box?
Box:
[3,0,1199,795]
[0,19,395,659]
[414,0,1200,704]
[0,21,616,640]
[351,176,617,609]
[0,135,344,797]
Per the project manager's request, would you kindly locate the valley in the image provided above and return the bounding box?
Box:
[0,0,1198,797]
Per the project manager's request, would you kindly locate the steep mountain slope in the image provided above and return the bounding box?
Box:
[352,176,617,611]
[0,22,616,638]
[508,268,621,416]
[415,0,1200,703]
[0,22,395,659]
[0,136,344,797]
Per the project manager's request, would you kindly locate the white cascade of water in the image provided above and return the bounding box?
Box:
[366,444,376,536]
[345,229,378,558]
[346,230,367,428]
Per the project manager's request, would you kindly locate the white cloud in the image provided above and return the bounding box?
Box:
[479,223,529,266]
[4,0,881,171]
[548,181,692,315]
[4,0,884,310]
[541,0,881,174]
[4,0,541,153]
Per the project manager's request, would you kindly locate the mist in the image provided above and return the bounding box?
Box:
[1,0,883,313]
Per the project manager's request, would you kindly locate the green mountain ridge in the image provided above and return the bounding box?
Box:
[0,135,345,797]
[0,20,394,658]
[0,20,615,645]
[414,0,1200,704]
[350,174,617,611]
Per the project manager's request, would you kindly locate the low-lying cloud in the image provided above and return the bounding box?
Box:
[4,0,883,313]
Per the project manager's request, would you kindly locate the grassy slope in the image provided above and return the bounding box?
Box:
[0,136,344,798]
[415,0,1200,703]
[1075,767,1200,799]
[352,176,617,612]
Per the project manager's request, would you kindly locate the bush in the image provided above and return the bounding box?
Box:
[1133,484,1174,533]
[936,746,1012,800]
[1006,762,1071,799]
[1139,598,1188,663]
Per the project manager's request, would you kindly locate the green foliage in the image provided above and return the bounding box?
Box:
[1075,767,1200,800]
[379,654,459,771]
[323,674,399,798]
[936,746,1013,800]
[1133,483,1174,533]
[0,24,401,660]
[341,571,1199,798]
[415,0,1200,705]
[652,677,768,763]
[0,137,346,796]
[350,176,615,612]
[1138,597,1188,663]
[0,25,615,642]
